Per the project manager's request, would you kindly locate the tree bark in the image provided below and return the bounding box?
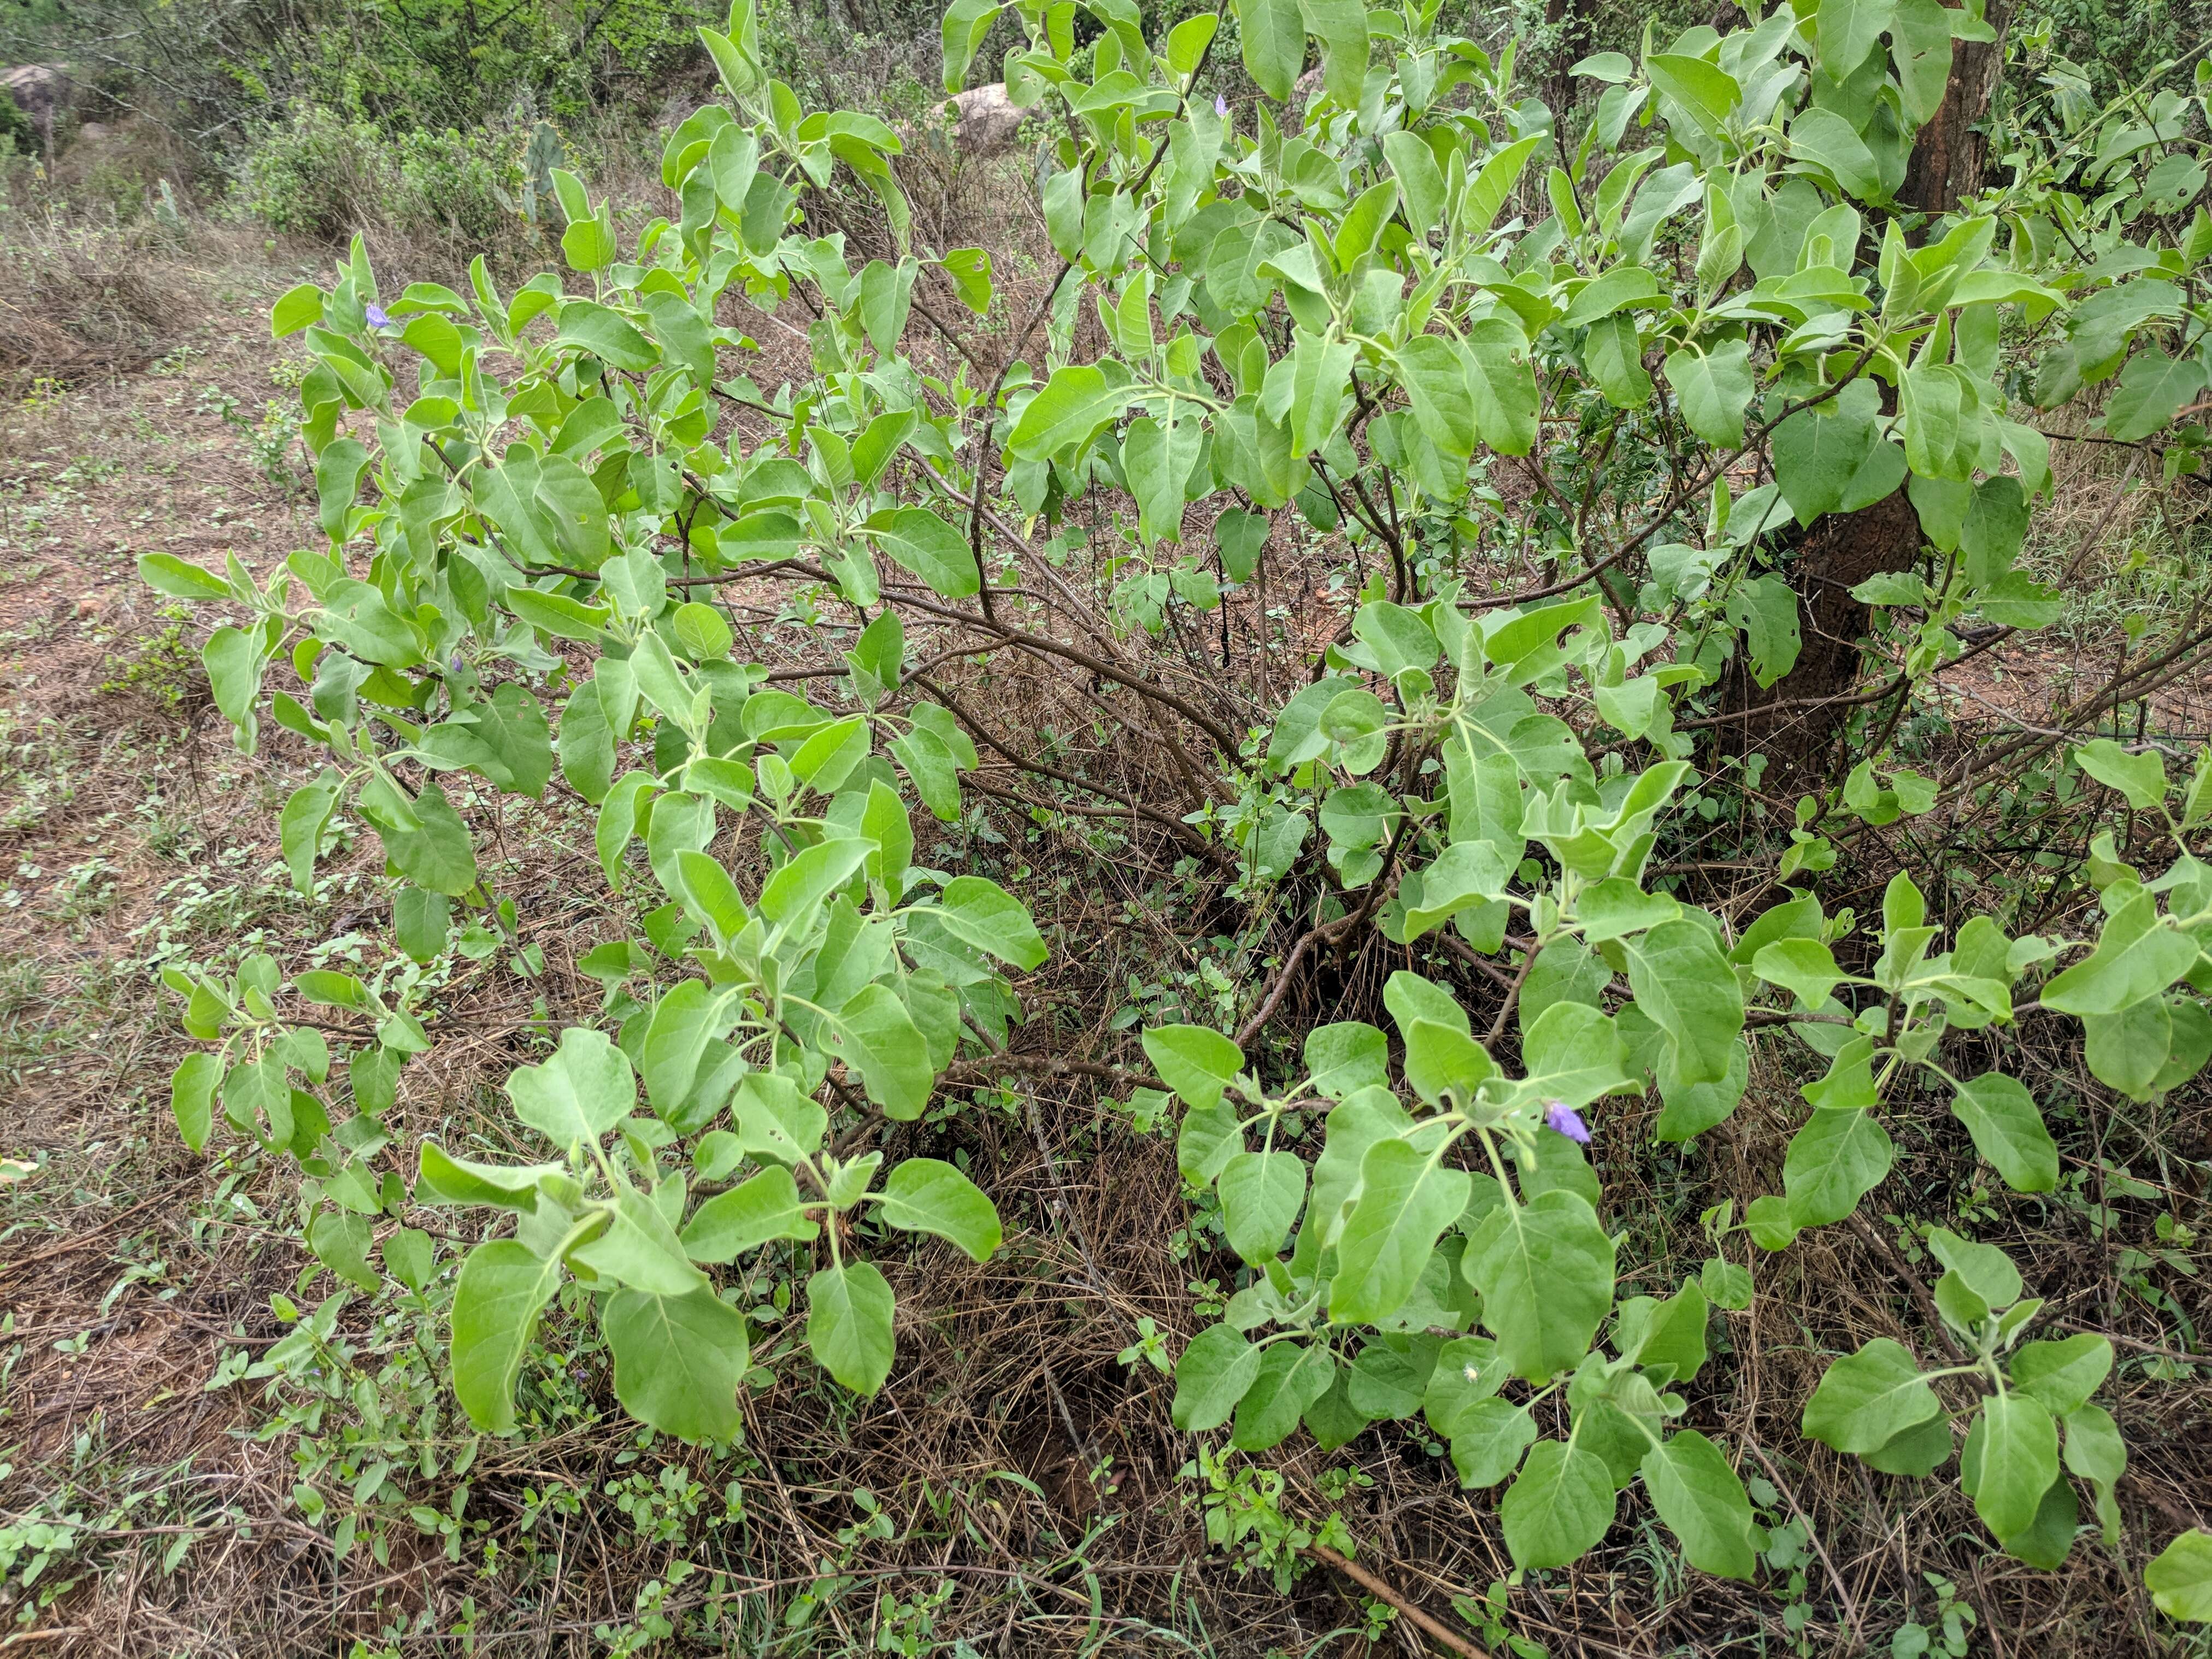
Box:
[1722,11,2010,783]
[1900,7,2010,213]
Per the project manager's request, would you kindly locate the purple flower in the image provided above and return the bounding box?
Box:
[1214,94,1228,116]
[364,302,392,330]
[1544,1099,1591,1144]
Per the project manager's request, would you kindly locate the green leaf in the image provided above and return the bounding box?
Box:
[377,780,479,897]
[1173,1323,1263,1431]
[570,1186,708,1296]
[1617,1278,1710,1382]
[933,875,1048,969]
[681,1166,820,1261]
[1448,1398,1537,1488]
[2084,991,2173,1102]
[2145,1531,2212,1621]
[416,1142,564,1209]
[450,1239,566,1434]
[1783,1104,1894,1227]
[1645,52,1740,127]
[309,1207,379,1292]
[1231,1341,1336,1450]
[2104,349,2208,442]
[1663,339,1754,449]
[1971,1392,2060,1540]
[383,1227,434,1293]
[1727,574,1802,687]
[555,299,657,370]
[1402,1017,1493,1106]
[1217,1145,1307,1265]
[1466,1189,1616,1382]
[2040,890,2201,1015]
[1862,1411,1955,1476]
[170,1052,220,1152]
[940,0,1003,91]
[272,282,325,337]
[1008,363,1129,459]
[2011,1334,2113,1417]
[1395,334,1478,461]
[138,551,232,602]
[1501,1438,1616,1569]
[876,1157,1001,1261]
[1772,404,1878,525]
[1331,1140,1471,1325]
[1802,1338,1939,1455]
[1753,938,1845,1008]
[1232,0,1302,99]
[604,1286,750,1443]
[829,983,936,1120]
[1141,1024,1244,1109]
[1927,1227,2022,1310]
[2074,738,2168,812]
[507,1026,634,1148]
[1297,0,1367,105]
[1623,920,1745,1085]
[1304,1021,1389,1098]
[1816,0,1896,76]
[1642,1431,1757,1580]
[760,837,871,926]
[1788,107,1882,199]
[1463,320,1539,456]
[807,1260,897,1393]
[1949,1073,2058,1193]
[865,507,981,598]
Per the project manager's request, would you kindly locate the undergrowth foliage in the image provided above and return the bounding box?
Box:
[137,0,2212,1621]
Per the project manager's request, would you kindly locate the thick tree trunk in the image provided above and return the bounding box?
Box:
[1723,11,2010,783]
[1900,11,2009,212]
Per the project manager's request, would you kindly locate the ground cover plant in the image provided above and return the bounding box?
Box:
[4,0,2212,1650]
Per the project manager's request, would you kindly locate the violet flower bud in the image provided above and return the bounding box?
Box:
[1544,1099,1591,1144]
[364,303,392,330]
[1214,95,1228,116]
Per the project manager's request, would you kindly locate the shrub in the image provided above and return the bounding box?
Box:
[143,0,2212,1634]
[232,102,526,249]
